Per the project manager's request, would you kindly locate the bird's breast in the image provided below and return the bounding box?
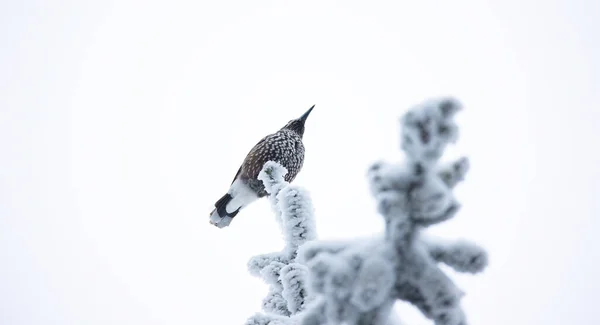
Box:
[243,131,305,183]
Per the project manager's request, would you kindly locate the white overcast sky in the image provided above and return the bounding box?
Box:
[1,0,599,324]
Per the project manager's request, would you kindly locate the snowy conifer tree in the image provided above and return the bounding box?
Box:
[245,97,487,325]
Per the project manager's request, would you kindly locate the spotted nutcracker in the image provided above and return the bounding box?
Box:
[209,105,314,228]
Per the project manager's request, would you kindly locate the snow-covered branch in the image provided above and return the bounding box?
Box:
[245,161,317,325]
[422,236,488,274]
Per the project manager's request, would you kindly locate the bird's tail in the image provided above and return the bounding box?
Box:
[209,179,259,228]
[209,193,240,228]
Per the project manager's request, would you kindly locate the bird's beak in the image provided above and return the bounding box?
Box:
[299,105,315,122]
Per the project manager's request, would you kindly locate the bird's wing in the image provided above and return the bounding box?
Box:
[231,165,242,185]
[230,135,270,185]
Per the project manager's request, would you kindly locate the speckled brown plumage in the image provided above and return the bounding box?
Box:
[236,128,306,197]
[209,105,314,228]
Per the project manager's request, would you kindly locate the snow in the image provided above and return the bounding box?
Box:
[246,161,317,325]
[351,255,396,311]
[280,263,310,314]
[422,237,488,274]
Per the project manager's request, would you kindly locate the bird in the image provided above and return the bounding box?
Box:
[209,105,315,228]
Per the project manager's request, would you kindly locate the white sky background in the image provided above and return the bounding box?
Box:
[1,0,599,324]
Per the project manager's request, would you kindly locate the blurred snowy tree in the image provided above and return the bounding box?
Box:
[245,98,487,325]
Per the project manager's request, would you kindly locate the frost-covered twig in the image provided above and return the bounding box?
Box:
[422,236,488,274]
[245,161,317,325]
[297,97,488,325]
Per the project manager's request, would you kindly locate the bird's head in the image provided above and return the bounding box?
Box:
[281,105,315,137]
